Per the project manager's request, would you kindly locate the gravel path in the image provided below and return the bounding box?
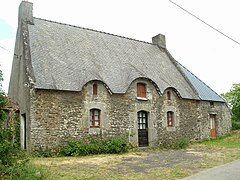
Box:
[109,148,203,175]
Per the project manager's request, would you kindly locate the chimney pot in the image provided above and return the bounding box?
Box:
[152,34,166,49]
[19,1,33,24]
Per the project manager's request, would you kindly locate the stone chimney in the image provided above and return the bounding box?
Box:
[18,1,34,24]
[152,34,166,49]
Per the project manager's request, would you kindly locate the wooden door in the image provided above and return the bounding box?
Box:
[210,114,217,139]
[138,111,149,147]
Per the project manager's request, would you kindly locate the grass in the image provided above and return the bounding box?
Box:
[199,131,240,148]
[0,162,50,180]
[29,130,240,180]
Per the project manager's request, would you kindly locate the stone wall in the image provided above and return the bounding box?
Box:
[29,79,231,151]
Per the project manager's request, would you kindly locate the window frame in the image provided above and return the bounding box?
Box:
[90,109,100,128]
[210,101,214,108]
[167,111,174,127]
[137,83,147,98]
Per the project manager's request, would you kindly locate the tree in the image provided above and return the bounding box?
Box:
[0,68,12,166]
[222,84,240,122]
[0,69,6,122]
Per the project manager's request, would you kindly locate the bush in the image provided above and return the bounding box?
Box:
[159,138,189,149]
[60,135,129,156]
[0,161,45,180]
[104,136,128,154]
[33,146,53,157]
[232,121,240,130]
[0,129,23,166]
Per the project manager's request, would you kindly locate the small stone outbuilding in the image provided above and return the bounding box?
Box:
[9,1,231,151]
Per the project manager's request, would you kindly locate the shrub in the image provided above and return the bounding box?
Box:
[0,128,23,166]
[60,135,129,156]
[33,146,53,157]
[104,136,128,154]
[0,160,45,180]
[159,138,189,149]
[232,121,240,130]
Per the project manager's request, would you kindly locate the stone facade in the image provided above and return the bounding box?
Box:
[9,1,232,152]
[28,78,231,151]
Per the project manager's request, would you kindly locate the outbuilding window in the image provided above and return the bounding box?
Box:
[90,109,100,128]
[137,83,146,98]
[167,111,174,127]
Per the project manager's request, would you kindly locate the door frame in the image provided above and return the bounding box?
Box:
[21,113,27,150]
[137,111,149,147]
[210,114,217,139]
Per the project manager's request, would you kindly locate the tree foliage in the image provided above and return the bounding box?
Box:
[222,84,240,122]
[0,69,6,123]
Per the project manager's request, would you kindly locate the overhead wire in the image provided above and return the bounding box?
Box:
[0,45,12,53]
[169,0,240,46]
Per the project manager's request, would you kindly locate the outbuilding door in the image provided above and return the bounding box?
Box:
[21,114,27,150]
[138,111,149,147]
[210,114,217,139]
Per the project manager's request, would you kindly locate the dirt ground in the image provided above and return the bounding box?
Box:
[108,148,202,174]
[32,131,240,179]
[33,145,240,179]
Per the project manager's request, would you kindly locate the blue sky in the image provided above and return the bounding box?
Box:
[0,19,15,40]
[0,0,240,94]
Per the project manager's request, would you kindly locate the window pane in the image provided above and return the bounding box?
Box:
[90,109,100,127]
[167,111,173,127]
[95,120,99,126]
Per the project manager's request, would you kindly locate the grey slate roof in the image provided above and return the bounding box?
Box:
[27,18,224,102]
[178,63,225,102]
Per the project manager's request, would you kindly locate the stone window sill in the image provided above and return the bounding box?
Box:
[136,97,148,101]
[166,127,176,131]
[89,127,101,135]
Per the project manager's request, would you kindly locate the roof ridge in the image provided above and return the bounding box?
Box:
[33,17,153,45]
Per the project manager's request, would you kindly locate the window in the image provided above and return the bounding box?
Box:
[167,91,171,100]
[90,109,100,128]
[138,111,148,129]
[210,101,214,107]
[93,84,97,95]
[167,111,174,127]
[137,83,146,98]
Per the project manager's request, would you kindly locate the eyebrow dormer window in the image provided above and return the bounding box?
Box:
[93,84,97,95]
[167,91,171,100]
[137,83,146,98]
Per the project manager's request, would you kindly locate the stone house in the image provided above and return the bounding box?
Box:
[9,1,231,151]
